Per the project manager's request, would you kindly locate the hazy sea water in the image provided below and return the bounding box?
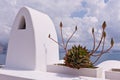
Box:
[59,49,120,65]
[0,54,6,64]
[0,49,120,65]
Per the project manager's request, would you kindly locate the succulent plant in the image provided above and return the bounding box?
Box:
[48,21,114,69]
[64,45,94,69]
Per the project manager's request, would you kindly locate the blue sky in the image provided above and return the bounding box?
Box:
[0,0,120,49]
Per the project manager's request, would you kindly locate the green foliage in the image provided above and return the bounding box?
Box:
[64,45,94,69]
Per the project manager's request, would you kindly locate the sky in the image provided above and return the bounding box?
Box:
[0,0,120,50]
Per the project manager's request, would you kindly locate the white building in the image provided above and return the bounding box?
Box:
[5,6,59,71]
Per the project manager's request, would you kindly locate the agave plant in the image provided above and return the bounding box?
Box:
[48,21,114,69]
[64,45,94,69]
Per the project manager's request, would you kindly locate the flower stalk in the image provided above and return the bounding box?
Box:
[48,21,114,68]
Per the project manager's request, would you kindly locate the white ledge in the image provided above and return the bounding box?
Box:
[0,69,109,80]
[0,69,76,80]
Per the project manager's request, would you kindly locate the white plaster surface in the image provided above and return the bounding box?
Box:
[47,64,102,78]
[5,6,59,71]
[98,60,120,80]
[0,69,108,80]
[97,60,120,71]
[97,60,120,79]
[105,70,120,80]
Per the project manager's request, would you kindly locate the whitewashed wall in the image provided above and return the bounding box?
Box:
[5,6,59,71]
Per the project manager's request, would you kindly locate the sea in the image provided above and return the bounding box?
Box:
[59,49,120,65]
[0,49,120,65]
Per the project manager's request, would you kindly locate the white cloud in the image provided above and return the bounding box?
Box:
[0,0,120,49]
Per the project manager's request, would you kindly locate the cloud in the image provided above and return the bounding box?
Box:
[0,0,120,49]
[0,0,83,43]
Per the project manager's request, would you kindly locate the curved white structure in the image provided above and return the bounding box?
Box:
[5,6,59,71]
[97,60,120,71]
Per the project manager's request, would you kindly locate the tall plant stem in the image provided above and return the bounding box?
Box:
[49,37,64,48]
[90,28,96,55]
[60,27,65,49]
[65,27,77,49]
[93,36,105,64]
[90,35,103,56]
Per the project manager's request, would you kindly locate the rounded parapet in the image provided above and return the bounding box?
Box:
[5,6,59,71]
